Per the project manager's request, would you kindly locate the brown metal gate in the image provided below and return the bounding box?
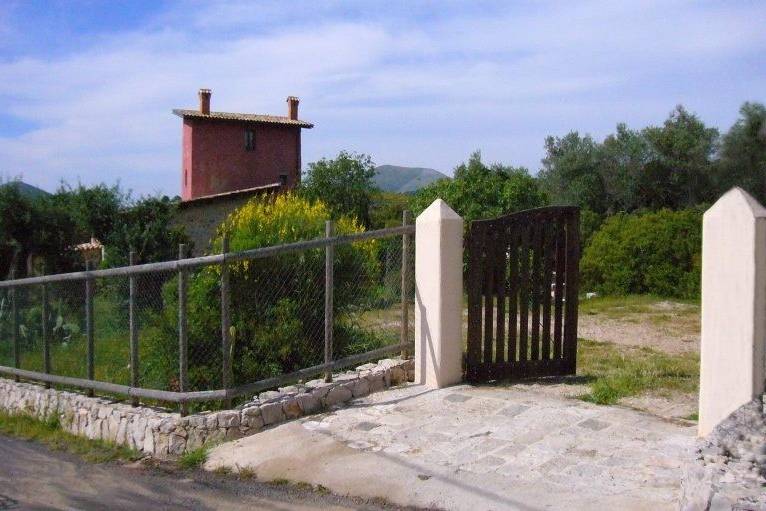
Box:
[466,206,580,382]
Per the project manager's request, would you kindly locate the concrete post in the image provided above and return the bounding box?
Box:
[415,199,464,388]
[699,187,766,436]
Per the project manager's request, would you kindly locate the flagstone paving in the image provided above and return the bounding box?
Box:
[207,383,696,510]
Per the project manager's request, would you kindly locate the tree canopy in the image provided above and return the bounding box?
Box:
[299,151,379,227]
[0,180,187,279]
[409,151,547,222]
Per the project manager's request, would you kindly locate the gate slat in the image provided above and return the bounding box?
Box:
[483,227,496,367]
[563,211,580,372]
[541,222,554,360]
[518,223,530,363]
[466,223,484,378]
[494,223,508,365]
[553,217,566,359]
[507,223,519,363]
[530,222,542,361]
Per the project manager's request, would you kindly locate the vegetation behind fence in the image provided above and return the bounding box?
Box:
[0,218,414,413]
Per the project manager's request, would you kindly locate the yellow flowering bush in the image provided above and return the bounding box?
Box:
[144,193,384,393]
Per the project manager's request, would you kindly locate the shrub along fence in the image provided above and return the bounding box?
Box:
[0,216,415,414]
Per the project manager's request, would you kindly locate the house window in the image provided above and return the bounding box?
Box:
[279,173,288,187]
[244,129,256,151]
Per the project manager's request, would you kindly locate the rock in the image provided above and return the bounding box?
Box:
[278,385,305,395]
[168,434,186,455]
[159,418,177,434]
[187,415,207,428]
[308,381,334,400]
[259,391,283,403]
[351,378,370,398]
[260,402,285,425]
[143,427,155,453]
[282,398,302,420]
[367,372,386,393]
[186,429,206,450]
[296,393,321,414]
[241,407,264,430]
[217,410,240,428]
[389,366,406,385]
[324,385,352,407]
[378,359,400,369]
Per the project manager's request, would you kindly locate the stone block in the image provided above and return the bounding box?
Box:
[217,410,240,428]
[282,398,302,420]
[168,434,186,455]
[389,366,406,385]
[324,385,352,407]
[260,402,286,425]
[242,406,264,430]
[296,393,321,415]
[308,382,334,400]
[352,378,370,398]
[367,372,386,393]
[259,390,283,403]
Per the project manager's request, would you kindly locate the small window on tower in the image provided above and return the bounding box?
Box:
[279,173,288,186]
[244,129,256,151]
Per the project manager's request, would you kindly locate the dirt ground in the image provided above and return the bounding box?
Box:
[578,298,700,355]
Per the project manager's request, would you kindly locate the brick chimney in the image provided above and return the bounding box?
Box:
[287,96,299,120]
[198,88,212,115]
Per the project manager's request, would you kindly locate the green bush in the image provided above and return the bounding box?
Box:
[580,208,702,299]
[141,193,384,391]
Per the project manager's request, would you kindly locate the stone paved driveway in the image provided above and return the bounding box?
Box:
[207,384,696,510]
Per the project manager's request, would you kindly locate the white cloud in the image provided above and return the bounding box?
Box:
[0,0,764,193]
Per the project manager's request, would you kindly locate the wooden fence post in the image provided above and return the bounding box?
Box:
[400,210,412,358]
[129,251,139,406]
[324,220,334,383]
[85,260,95,396]
[178,244,188,416]
[220,235,232,408]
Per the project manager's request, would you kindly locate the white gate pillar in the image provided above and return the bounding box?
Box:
[699,187,766,436]
[414,199,464,388]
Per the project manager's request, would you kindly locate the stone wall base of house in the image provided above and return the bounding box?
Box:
[0,358,414,458]
[679,395,766,511]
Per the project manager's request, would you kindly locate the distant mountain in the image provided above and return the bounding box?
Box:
[0,181,50,199]
[374,165,449,193]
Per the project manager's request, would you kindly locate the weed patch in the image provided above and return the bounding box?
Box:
[178,447,208,470]
[0,411,140,463]
[577,339,699,405]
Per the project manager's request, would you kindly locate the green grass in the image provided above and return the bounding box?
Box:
[0,411,140,463]
[577,339,699,405]
[178,447,208,469]
[580,294,699,316]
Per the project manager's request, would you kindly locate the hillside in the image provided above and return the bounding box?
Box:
[374,165,449,193]
[0,181,50,199]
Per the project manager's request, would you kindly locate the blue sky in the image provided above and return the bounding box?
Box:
[0,0,764,196]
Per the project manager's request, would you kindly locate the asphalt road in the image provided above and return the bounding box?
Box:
[0,434,410,511]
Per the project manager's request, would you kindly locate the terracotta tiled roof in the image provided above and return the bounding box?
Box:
[74,237,103,252]
[172,109,313,128]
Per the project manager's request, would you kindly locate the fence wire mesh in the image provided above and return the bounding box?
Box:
[0,225,415,410]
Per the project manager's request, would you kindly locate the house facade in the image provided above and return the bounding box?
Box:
[172,89,313,254]
[173,89,313,201]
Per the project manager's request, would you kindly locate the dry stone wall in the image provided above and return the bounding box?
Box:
[680,395,766,510]
[0,358,414,458]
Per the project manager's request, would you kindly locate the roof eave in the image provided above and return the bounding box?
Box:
[172,109,313,129]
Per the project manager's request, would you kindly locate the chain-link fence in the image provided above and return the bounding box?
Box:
[0,221,415,412]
